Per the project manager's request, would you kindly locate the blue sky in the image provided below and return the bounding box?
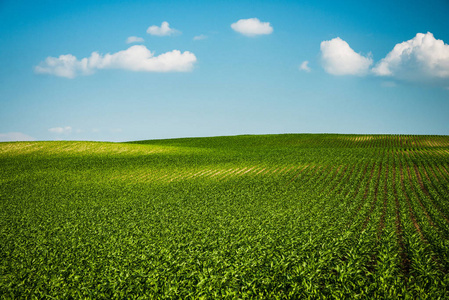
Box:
[1,0,448,142]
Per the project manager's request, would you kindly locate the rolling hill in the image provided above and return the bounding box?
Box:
[1,134,449,298]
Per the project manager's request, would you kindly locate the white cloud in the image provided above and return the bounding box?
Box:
[147,21,180,36]
[320,37,373,76]
[35,45,197,78]
[300,61,311,72]
[49,126,72,134]
[0,132,35,142]
[193,34,207,41]
[372,32,449,85]
[126,36,144,44]
[35,54,90,78]
[231,18,273,37]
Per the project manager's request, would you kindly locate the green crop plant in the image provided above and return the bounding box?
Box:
[1,134,449,298]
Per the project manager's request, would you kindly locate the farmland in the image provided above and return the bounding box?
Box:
[1,134,449,298]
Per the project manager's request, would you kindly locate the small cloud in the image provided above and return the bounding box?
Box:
[110,128,123,133]
[35,54,88,79]
[193,34,207,41]
[372,32,449,86]
[0,132,35,142]
[92,128,100,133]
[147,21,180,36]
[299,61,311,72]
[48,126,72,134]
[231,18,273,37]
[320,37,373,76]
[126,36,144,44]
[35,45,197,78]
[381,81,397,88]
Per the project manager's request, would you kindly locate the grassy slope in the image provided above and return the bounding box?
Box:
[1,134,449,298]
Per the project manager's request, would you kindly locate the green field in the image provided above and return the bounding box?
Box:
[1,134,449,298]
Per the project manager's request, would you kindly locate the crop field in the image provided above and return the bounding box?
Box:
[1,134,449,298]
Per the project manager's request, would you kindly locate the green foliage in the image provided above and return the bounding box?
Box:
[1,134,449,298]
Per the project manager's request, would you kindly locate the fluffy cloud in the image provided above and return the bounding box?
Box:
[193,34,207,41]
[320,37,373,76]
[126,36,144,44]
[35,54,89,78]
[49,126,72,134]
[147,21,179,36]
[372,32,449,84]
[300,61,311,72]
[0,132,35,142]
[35,45,197,78]
[231,18,273,37]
